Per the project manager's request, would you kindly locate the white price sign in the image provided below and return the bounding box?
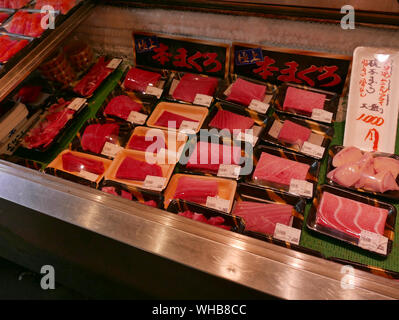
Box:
[274,223,301,245]
[248,99,269,114]
[236,132,258,146]
[101,142,123,158]
[358,230,388,255]
[145,85,163,98]
[301,141,325,159]
[289,179,313,198]
[217,164,241,179]
[311,108,333,123]
[106,58,122,69]
[127,111,148,125]
[179,120,199,132]
[193,94,213,107]
[78,170,99,182]
[206,196,230,213]
[67,98,86,111]
[143,175,166,191]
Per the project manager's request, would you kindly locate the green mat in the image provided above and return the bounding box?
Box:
[300,121,399,275]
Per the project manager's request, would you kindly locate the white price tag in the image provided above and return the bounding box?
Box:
[179,120,199,132]
[236,132,258,146]
[101,142,123,158]
[127,111,148,125]
[274,223,301,245]
[206,196,230,213]
[289,179,313,198]
[217,164,241,179]
[358,230,388,255]
[301,141,325,159]
[145,85,163,98]
[78,170,99,182]
[158,148,178,164]
[106,58,122,69]
[143,175,166,191]
[311,108,333,123]
[193,94,213,107]
[67,98,86,111]
[248,99,269,114]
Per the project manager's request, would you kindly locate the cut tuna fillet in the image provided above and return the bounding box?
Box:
[81,123,120,154]
[332,146,363,167]
[186,141,241,173]
[374,157,399,178]
[123,67,161,92]
[360,171,399,193]
[17,85,42,104]
[102,186,133,200]
[154,111,196,129]
[253,152,310,186]
[62,152,105,175]
[283,87,326,114]
[226,78,266,106]
[0,35,29,63]
[35,0,76,14]
[208,109,254,133]
[278,120,311,146]
[6,11,45,37]
[316,191,388,238]
[0,12,10,23]
[116,157,163,181]
[172,73,218,103]
[104,95,142,120]
[127,134,166,152]
[232,201,292,235]
[144,200,157,207]
[178,210,230,230]
[173,176,218,204]
[0,0,29,9]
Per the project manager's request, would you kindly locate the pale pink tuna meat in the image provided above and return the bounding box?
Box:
[374,157,399,178]
[361,171,399,193]
[283,87,326,114]
[232,201,292,235]
[327,163,362,188]
[332,146,364,168]
[253,152,310,186]
[316,192,388,238]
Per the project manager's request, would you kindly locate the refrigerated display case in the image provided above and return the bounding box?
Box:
[1,0,399,300]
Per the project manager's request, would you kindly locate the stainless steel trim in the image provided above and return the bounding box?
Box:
[0,160,398,300]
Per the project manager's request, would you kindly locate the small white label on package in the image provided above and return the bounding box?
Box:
[78,170,99,182]
[101,142,123,158]
[106,58,122,69]
[194,94,213,107]
[145,85,163,98]
[143,175,166,191]
[67,98,86,111]
[236,132,258,146]
[301,141,325,159]
[289,179,313,198]
[358,230,388,255]
[274,223,301,245]
[179,120,199,132]
[158,148,178,164]
[206,196,230,213]
[127,111,148,125]
[248,99,269,114]
[217,164,241,179]
[311,108,333,123]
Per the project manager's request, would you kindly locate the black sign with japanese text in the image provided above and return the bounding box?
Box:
[232,43,352,95]
[133,32,229,78]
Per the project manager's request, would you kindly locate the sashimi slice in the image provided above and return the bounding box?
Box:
[332,146,364,168]
[208,109,254,133]
[127,134,166,152]
[115,157,163,181]
[102,186,133,200]
[154,111,196,129]
[327,163,362,188]
[361,171,399,193]
[144,200,157,207]
[62,152,105,175]
[232,201,292,235]
[123,67,161,92]
[104,95,143,120]
[81,123,120,154]
[283,86,326,114]
[226,78,266,106]
[172,73,218,103]
[173,176,218,204]
[278,120,311,147]
[374,157,399,178]
[177,210,230,230]
[253,152,310,186]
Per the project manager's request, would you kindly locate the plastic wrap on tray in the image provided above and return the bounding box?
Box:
[261,113,333,160]
[167,199,245,233]
[0,32,32,64]
[272,83,339,124]
[45,150,112,188]
[326,145,399,199]
[306,184,397,257]
[247,145,320,199]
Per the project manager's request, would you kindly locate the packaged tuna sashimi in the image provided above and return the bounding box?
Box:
[326,145,399,200]
[307,184,397,257]
[45,150,112,188]
[0,8,14,25]
[0,32,32,64]
[33,0,81,15]
[167,199,245,233]
[262,113,333,160]
[247,145,320,199]
[272,84,339,124]
[0,0,30,9]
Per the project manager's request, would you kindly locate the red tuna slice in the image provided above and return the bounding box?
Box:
[178,210,194,219]
[123,67,162,92]
[374,157,399,178]
[316,191,388,238]
[62,152,105,175]
[253,152,310,186]
[0,36,29,63]
[226,78,266,106]
[361,171,399,193]
[178,210,230,229]
[102,186,118,196]
[232,201,292,235]
[173,176,219,204]
[332,146,363,168]
[104,95,142,120]
[115,156,163,181]
[154,111,196,129]
[186,141,241,173]
[208,109,254,133]
[81,123,120,154]
[0,12,9,23]
[121,190,133,200]
[278,120,311,147]
[128,134,166,152]
[283,87,326,114]
[144,200,157,207]
[172,73,218,103]
[17,85,42,104]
